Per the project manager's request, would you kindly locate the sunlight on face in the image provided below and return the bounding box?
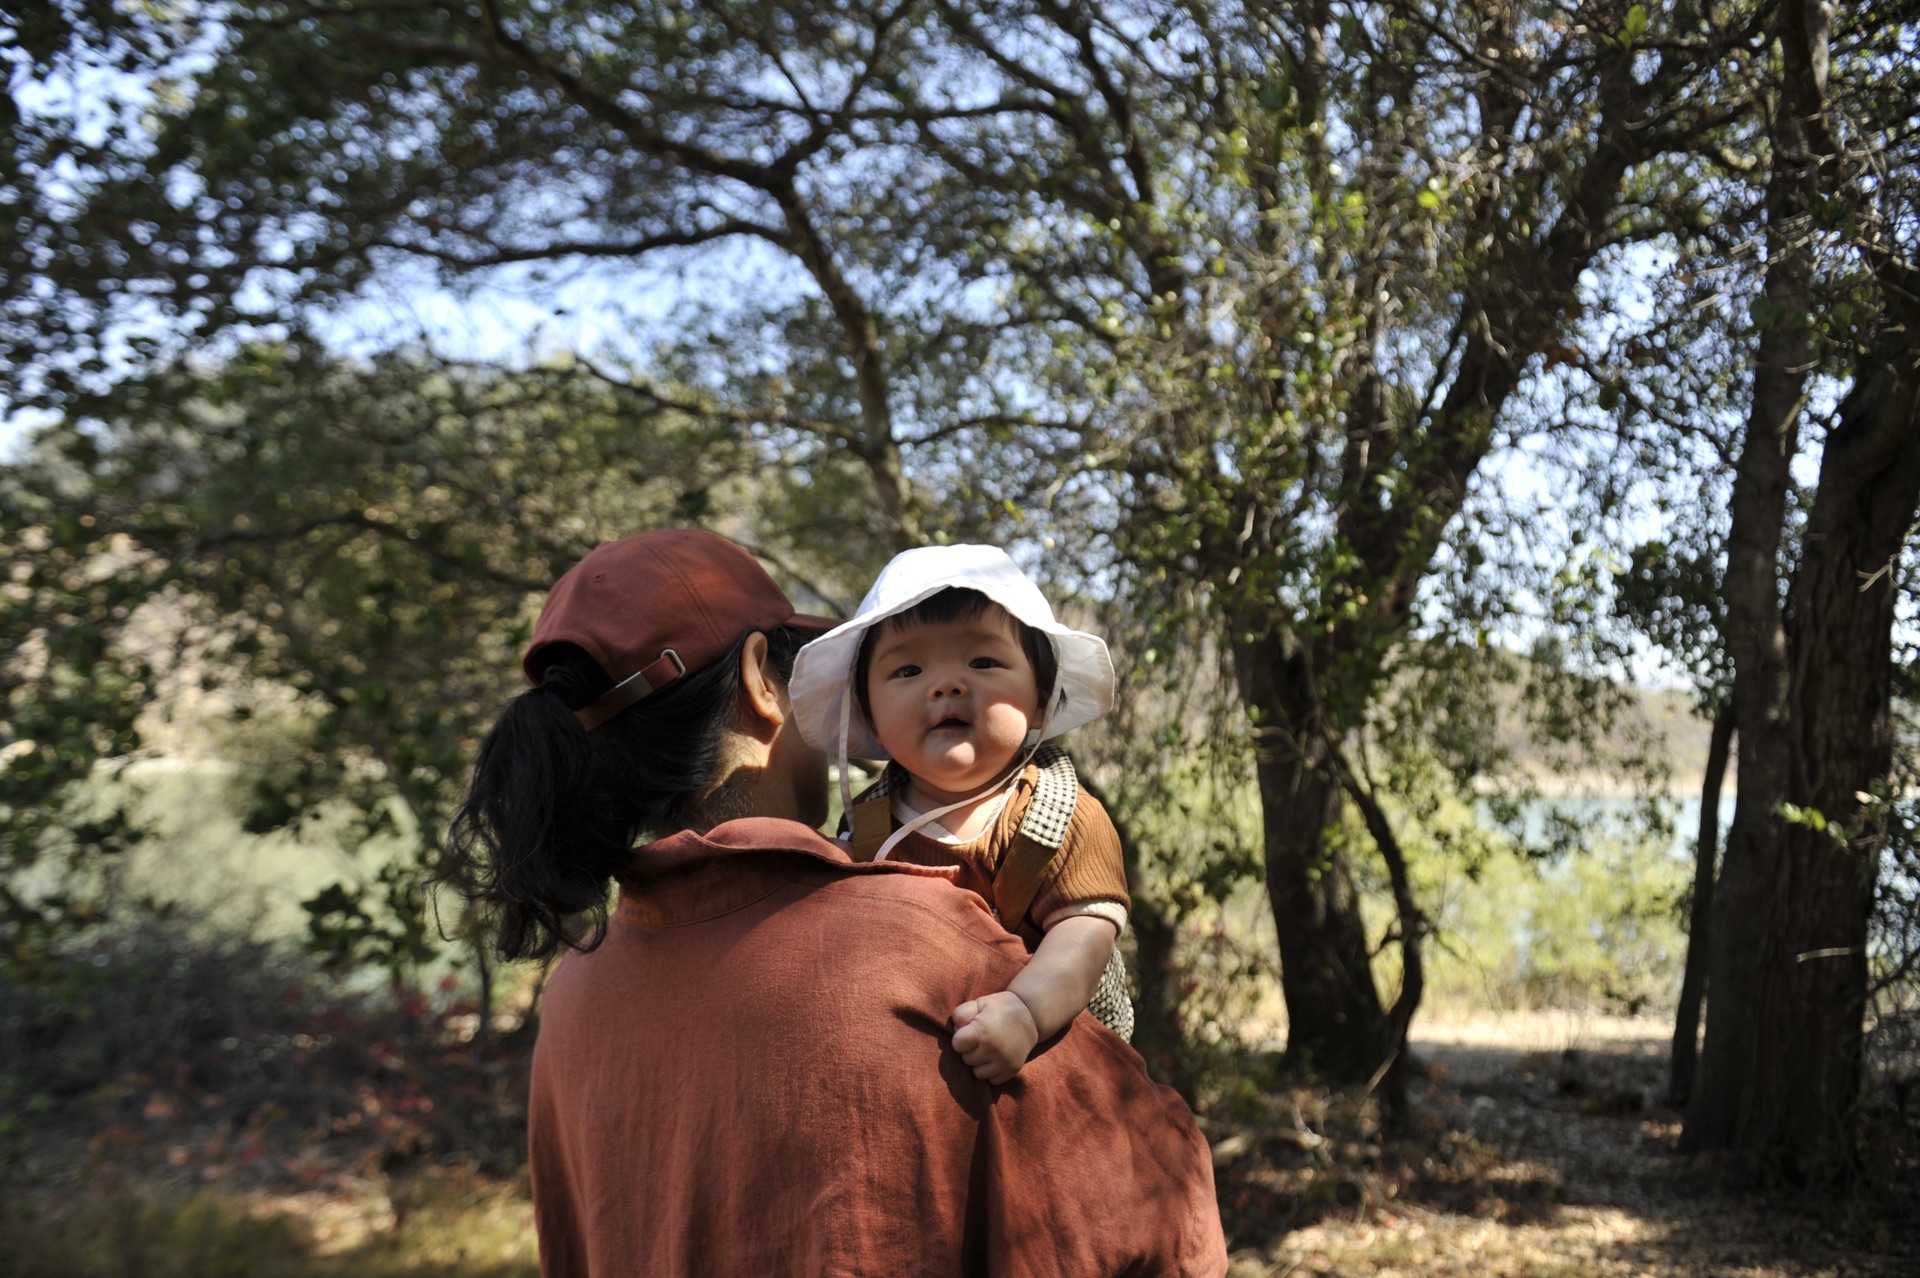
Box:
[865,607,1041,804]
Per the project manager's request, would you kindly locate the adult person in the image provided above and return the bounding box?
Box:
[443,529,1227,1276]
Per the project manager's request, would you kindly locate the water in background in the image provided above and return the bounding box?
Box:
[1485,792,1737,860]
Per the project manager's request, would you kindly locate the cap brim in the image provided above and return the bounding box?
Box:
[785,612,841,639]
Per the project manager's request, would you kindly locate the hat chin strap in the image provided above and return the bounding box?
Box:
[870,684,1064,864]
[837,690,857,833]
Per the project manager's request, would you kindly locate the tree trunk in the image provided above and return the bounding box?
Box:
[1670,699,1734,1104]
[1682,0,1823,1157]
[1716,324,1920,1176]
[473,926,495,1047]
[1126,892,1189,1091]
[1338,756,1426,1127]
[1679,0,1920,1177]
[1234,629,1389,1081]
[1081,775,1193,1098]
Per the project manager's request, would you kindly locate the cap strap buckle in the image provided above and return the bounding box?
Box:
[576,648,686,732]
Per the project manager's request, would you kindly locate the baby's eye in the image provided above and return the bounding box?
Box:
[969,657,1001,670]
[891,664,922,679]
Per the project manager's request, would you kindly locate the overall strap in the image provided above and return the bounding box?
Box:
[990,744,1078,933]
[847,765,903,860]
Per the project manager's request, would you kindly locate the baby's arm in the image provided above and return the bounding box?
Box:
[950,914,1118,1084]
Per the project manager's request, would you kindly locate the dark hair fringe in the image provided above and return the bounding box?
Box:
[852,587,1059,725]
[439,628,803,963]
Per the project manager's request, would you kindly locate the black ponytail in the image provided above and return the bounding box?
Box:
[442,627,804,962]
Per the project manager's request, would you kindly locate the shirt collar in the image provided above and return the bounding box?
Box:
[615,817,962,927]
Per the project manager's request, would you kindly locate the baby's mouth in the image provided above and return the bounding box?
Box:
[930,716,971,732]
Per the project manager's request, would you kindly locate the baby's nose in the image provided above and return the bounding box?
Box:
[930,675,968,698]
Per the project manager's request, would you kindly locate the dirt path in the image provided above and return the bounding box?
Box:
[1219,1013,1914,1277]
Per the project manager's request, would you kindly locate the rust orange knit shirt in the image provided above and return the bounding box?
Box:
[862,756,1130,935]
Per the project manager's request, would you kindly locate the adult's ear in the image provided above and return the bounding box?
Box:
[736,631,789,736]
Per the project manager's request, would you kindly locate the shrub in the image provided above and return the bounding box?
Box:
[0,912,533,1185]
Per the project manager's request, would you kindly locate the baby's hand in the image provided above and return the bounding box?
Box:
[950,991,1039,1085]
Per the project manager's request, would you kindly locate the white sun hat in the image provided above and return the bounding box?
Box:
[790,542,1115,775]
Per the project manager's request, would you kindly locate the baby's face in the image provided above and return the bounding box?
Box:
[865,607,1041,803]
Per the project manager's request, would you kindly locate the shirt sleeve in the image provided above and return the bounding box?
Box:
[1041,899,1129,934]
[1028,789,1131,926]
[973,1022,1229,1276]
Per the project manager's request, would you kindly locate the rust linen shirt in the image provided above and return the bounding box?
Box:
[528,817,1226,1277]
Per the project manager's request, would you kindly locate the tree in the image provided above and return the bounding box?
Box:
[1683,0,1920,1177]
[0,506,154,984]
[3,341,842,1002]
[5,0,1757,1092]
[1617,529,1736,1103]
[1,0,1029,552]
[1037,0,1750,1084]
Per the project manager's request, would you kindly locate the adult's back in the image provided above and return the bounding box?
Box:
[531,819,1222,1276]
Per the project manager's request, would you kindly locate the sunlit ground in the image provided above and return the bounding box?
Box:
[1228,1012,1914,1277]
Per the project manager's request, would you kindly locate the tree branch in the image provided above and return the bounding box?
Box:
[186,512,551,593]
[369,219,777,268]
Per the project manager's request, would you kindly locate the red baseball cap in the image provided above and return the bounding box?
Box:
[525,529,838,731]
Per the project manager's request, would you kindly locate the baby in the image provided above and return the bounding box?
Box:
[790,544,1131,1083]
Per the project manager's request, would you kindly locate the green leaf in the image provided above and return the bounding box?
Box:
[1623,5,1648,42]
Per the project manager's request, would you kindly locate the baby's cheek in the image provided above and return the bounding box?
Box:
[981,705,1034,750]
